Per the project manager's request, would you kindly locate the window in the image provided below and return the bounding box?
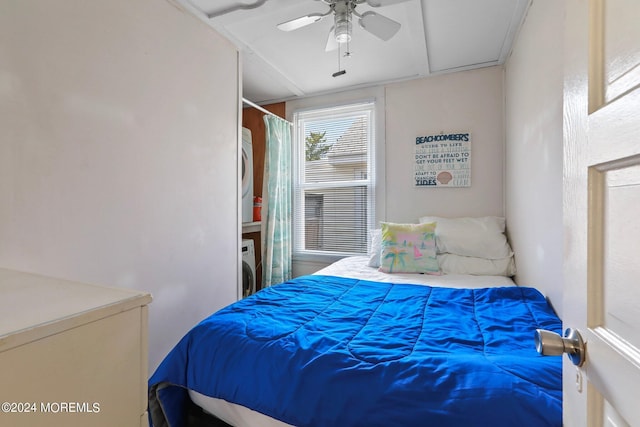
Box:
[293,102,376,259]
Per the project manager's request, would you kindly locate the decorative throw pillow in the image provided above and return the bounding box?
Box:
[379,222,439,274]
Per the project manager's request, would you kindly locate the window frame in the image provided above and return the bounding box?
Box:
[292,101,377,262]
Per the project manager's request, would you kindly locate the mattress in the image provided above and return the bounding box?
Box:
[149,274,561,427]
[314,255,516,288]
[188,391,293,427]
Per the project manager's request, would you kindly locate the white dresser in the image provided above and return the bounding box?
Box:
[0,268,152,427]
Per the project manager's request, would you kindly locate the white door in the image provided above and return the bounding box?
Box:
[563,0,640,425]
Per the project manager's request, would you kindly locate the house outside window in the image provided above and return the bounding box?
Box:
[293,102,376,259]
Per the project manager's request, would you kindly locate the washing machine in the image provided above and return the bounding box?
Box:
[241,128,254,223]
[241,239,256,297]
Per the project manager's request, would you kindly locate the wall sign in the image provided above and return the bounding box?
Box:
[414,132,471,187]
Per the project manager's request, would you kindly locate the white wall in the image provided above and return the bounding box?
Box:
[0,0,239,372]
[504,0,564,314]
[385,67,505,222]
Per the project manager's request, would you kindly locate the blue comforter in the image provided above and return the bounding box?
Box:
[149,275,562,427]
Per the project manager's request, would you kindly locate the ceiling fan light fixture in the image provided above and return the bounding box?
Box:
[335,18,352,43]
[334,7,352,43]
[276,0,407,49]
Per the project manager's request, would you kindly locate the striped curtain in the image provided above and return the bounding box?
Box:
[261,115,292,287]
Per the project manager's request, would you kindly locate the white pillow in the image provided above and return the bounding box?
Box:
[437,253,516,276]
[367,228,382,268]
[417,216,512,259]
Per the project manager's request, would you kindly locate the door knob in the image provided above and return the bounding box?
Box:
[534,328,586,367]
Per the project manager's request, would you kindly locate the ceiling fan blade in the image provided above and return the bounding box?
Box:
[277,13,324,32]
[365,0,411,7]
[325,26,339,52]
[358,11,401,41]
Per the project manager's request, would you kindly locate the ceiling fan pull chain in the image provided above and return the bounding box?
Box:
[332,41,346,77]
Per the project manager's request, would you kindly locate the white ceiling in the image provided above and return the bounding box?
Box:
[177,0,530,104]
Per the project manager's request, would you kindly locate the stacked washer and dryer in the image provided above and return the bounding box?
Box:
[241,239,256,297]
[241,128,257,297]
[241,127,254,224]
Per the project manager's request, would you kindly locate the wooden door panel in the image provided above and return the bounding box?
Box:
[565,0,640,425]
[583,0,640,422]
[603,0,640,102]
[586,157,640,426]
[591,0,640,107]
[589,161,640,343]
[602,165,640,345]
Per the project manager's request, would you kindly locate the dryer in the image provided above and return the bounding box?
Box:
[241,239,256,297]
[241,128,254,223]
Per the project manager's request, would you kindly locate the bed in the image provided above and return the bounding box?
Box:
[149,218,562,427]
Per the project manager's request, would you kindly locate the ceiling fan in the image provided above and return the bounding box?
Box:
[277,0,410,52]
